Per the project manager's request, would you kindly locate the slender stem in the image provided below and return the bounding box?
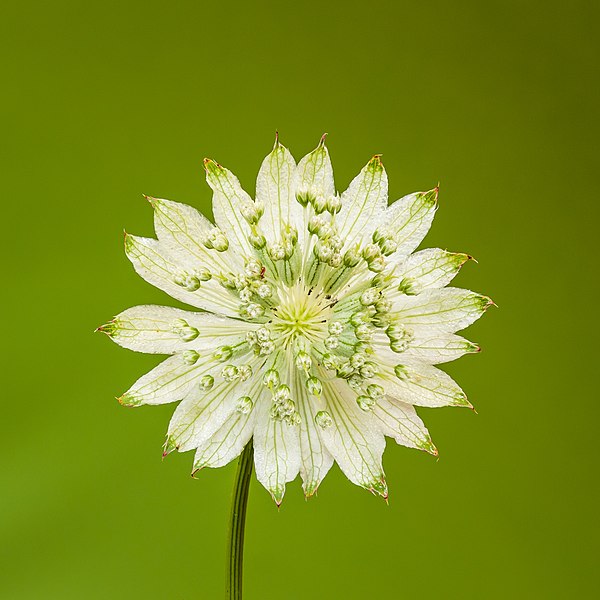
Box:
[226,440,253,600]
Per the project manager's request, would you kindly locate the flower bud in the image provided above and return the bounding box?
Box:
[221,364,239,381]
[295,351,312,371]
[356,395,375,411]
[213,346,233,361]
[238,365,253,381]
[394,364,410,381]
[240,200,264,224]
[326,194,342,214]
[360,288,380,306]
[306,376,322,396]
[328,321,344,336]
[366,384,384,399]
[359,362,377,379]
[248,232,266,249]
[315,410,333,429]
[182,350,200,365]
[199,374,215,391]
[343,246,361,267]
[312,193,327,214]
[197,268,212,281]
[179,326,200,342]
[174,272,201,291]
[236,396,253,414]
[257,283,273,299]
[263,369,280,388]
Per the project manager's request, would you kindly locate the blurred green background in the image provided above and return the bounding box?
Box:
[1,0,598,598]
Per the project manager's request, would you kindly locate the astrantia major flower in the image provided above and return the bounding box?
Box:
[99,135,491,504]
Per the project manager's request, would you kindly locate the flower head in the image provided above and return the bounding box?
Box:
[99,135,491,504]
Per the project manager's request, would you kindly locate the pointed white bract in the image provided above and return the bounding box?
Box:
[101,136,491,503]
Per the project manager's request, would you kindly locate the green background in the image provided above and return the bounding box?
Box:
[2,1,598,598]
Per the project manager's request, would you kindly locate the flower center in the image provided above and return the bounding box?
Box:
[271,283,331,346]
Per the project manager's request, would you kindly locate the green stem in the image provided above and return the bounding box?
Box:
[226,440,253,600]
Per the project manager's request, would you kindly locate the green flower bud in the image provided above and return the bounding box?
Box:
[174,272,201,291]
[248,231,267,249]
[343,246,361,267]
[326,194,342,214]
[182,350,200,365]
[213,345,233,362]
[356,395,375,411]
[306,376,322,396]
[236,396,254,414]
[199,374,215,391]
[394,364,410,381]
[367,384,384,399]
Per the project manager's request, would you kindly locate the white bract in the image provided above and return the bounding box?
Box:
[99,136,492,504]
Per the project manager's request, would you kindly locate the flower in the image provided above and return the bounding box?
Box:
[98,135,492,505]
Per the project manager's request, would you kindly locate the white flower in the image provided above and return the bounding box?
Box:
[98,135,492,505]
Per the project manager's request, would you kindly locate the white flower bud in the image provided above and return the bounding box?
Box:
[239,287,252,303]
[367,384,384,399]
[238,365,253,381]
[356,395,375,411]
[256,327,270,342]
[274,384,291,403]
[240,200,264,224]
[343,247,361,267]
[236,396,253,414]
[196,268,212,281]
[312,193,327,214]
[315,410,333,429]
[394,364,410,381]
[328,321,344,336]
[326,194,342,214]
[348,374,363,391]
[199,374,215,391]
[221,364,239,381]
[355,323,373,341]
[245,303,265,319]
[306,376,322,396]
[350,311,368,327]
[248,232,266,249]
[263,369,280,388]
[179,326,200,342]
[245,258,262,278]
[182,350,200,365]
[295,351,312,371]
[257,283,273,298]
[324,335,339,350]
[260,340,275,355]
[174,272,201,291]
[308,215,326,235]
[359,362,377,379]
[360,288,380,306]
[213,346,233,361]
[268,243,286,261]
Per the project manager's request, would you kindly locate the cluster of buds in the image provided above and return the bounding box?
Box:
[296,186,342,215]
[219,257,276,320]
[262,369,300,426]
[202,227,229,252]
[246,327,275,355]
[173,267,211,292]
[221,363,253,382]
[171,318,199,342]
[372,226,399,256]
[385,322,415,353]
[267,223,298,262]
